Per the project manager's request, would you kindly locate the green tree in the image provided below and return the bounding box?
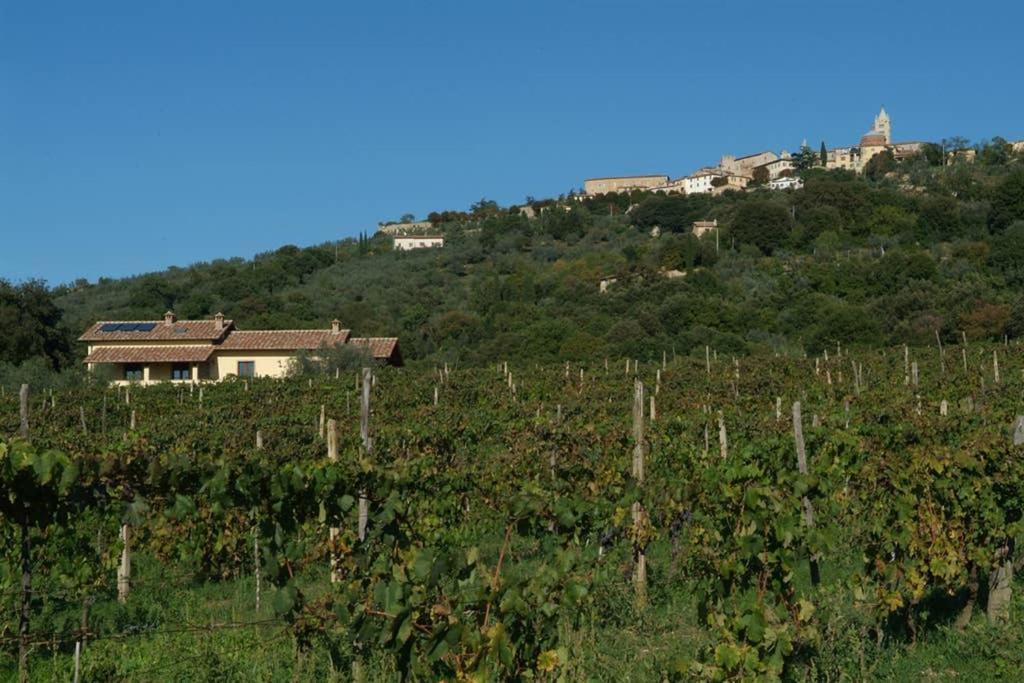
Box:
[921,142,944,166]
[977,137,1011,166]
[470,198,501,220]
[819,141,828,166]
[863,149,896,181]
[793,144,817,171]
[731,201,792,255]
[989,171,1024,232]
[0,280,72,369]
[751,165,769,186]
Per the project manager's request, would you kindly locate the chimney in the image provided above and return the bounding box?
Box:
[164,310,176,326]
[214,312,225,331]
[331,319,341,334]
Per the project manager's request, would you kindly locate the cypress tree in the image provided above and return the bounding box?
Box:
[819,141,828,166]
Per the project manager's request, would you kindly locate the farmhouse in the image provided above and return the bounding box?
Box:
[692,219,718,237]
[80,311,401,384]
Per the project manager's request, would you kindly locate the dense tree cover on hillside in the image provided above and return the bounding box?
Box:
[3,146,1024,386]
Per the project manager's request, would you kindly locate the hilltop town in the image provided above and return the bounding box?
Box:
[582,108,1024,198]
[377,108,1024,248]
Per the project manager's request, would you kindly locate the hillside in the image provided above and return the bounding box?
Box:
[4,153,1024,386]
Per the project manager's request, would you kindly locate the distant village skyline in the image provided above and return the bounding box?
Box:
[581,107,935,197]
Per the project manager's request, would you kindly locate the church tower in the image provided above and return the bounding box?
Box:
[873,107,891,143]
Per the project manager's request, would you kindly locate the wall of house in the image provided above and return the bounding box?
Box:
[96,361,207,385]
[211,351,296,379]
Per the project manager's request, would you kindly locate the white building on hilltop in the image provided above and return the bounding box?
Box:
[768,176,803,191]
[394,235,444,251]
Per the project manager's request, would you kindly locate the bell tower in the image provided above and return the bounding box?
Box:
[874,107,891,143]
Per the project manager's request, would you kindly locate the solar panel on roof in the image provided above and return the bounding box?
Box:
[135,323,156,332]
[117,323,139,331]
[99,323,121,332]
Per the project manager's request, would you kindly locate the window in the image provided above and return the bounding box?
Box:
[171,364,191,380]
[237,361,255,378]
[124,364,144,381]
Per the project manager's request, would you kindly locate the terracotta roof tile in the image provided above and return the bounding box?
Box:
[84,346,215,364]
[80,320,233,342]
[217,330,350,350]
[348,337,400,360]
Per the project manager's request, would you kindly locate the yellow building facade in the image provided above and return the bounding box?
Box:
[81,312,401,384]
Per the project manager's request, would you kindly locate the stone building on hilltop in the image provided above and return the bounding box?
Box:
[584,174,670,195]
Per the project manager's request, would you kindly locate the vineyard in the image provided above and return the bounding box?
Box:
[2,344,1024,681]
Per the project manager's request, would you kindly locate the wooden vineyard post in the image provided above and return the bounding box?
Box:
[255,431,263,608]
[80,406,88,434]
[993,350,1001,384]
[792,401,820,586]
[649,395,656,422]
[705,345,711,376]
[359,368,373,542]
[911,361,919,388]
[129,410,136,431]
[117,524,131,603]
[990,416,1024,623]
[631,379,647,609]
[18,515,31,683]
[718,411,728,459]
[940,400,948,417]
[962,347,968,374]
[327,419,338,461]
[327,418,341,582]
[936,329,946,375]
[903,355,913,388]
[988,540,1014,625]
[72,598,89,683]
[319,404,326,438]
[19,384,29,438]
[433,385,439,406]
[776,397,782,422]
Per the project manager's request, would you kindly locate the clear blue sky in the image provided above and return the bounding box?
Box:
[2,0,1022,285]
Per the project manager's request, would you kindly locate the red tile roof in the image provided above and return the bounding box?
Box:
[80,320,233,342]
[84,346,215,364]
[216,330,350,350]
[348,337,400,360]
